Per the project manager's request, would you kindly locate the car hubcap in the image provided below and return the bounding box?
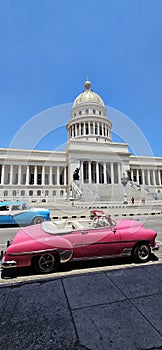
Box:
[38,254,55,272]
[138,245,149,260]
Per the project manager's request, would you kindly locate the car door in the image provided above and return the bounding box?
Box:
[64,229,83,258]
[9,204,23,225]
[80,226,121,258]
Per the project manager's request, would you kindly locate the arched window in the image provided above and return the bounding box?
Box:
[29,190,33,196]
[21,190,25,196]
[45,190,48,196]
[53,190,56,196]
[4,190,8,197]
[37,190,41,196]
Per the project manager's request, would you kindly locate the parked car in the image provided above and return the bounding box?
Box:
[1,209,159,278]
[0,201,51,226]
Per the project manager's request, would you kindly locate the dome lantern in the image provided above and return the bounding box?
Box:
[84,80,92,90]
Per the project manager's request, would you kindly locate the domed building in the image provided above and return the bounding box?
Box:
[0,80,162,203]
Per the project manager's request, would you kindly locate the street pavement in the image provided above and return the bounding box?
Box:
[1,262,162,350]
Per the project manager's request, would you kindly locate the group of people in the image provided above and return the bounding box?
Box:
[131,196,145,205]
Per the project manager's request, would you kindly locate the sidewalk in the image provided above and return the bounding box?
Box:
[1,263,162,350]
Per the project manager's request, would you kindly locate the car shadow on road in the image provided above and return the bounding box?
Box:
[1,253,159,280]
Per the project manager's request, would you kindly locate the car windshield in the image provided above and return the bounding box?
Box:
[91,215,116,228]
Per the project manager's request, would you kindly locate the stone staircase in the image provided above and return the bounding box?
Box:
[72,181,154,203]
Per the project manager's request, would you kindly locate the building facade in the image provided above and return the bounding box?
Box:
[0,80,162,202]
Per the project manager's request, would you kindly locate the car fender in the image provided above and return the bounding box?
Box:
[5,235,74,267]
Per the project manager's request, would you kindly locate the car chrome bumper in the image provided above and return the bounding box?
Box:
[152,244,159,251]
[1,260,17,268]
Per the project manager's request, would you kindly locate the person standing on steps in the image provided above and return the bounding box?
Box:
[131,197,135,205]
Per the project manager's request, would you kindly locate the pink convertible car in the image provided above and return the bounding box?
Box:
[1,210,159,277]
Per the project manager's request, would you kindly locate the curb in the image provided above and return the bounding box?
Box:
[52,211,162,220]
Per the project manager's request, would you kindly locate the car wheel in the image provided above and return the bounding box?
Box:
[32,216,44,225]
[33,253,59,274]
[133,243,151,263]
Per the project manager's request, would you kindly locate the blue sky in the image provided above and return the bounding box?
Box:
[0,0,162,156]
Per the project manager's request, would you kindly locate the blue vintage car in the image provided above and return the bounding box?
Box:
[0,201,51,226]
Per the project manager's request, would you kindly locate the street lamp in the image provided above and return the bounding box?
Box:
[121,173,128,205]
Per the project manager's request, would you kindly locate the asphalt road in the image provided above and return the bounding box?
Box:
[0,214,162,284]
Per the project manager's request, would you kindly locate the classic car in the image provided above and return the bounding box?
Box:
[0,201,51,226]
[1,209,159,278]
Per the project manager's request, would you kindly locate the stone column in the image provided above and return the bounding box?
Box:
[18,165,21,185]
[49,166,53,185]
[110,162,114,184]
[102,123,104,136]
[103,162,107,184]
[153,170,156,185]
[142,169,145,185]
[80,161,83,182]
[1,164,5,185]
[88,161,91,183]
[83,122,86,135]
[131,170,133,182]
[88,122,91,135]
[118,163,121,184]
[136,169,139,185]
[93,122,95,135]
[64,167,67,186]
[26,165,29,185]
[72,125,74,138]
[10,165,13,185]
[97,122,100,135]
[147,169,151,186]
[158,170,161,185]
[34,166,37,185]
[96,162,99,184]
[42,166,45,186]
[57,167,60,185]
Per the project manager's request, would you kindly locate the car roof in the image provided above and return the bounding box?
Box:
[0,201,26,206]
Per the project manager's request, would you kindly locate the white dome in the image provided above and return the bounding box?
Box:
[72,80,105,108]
